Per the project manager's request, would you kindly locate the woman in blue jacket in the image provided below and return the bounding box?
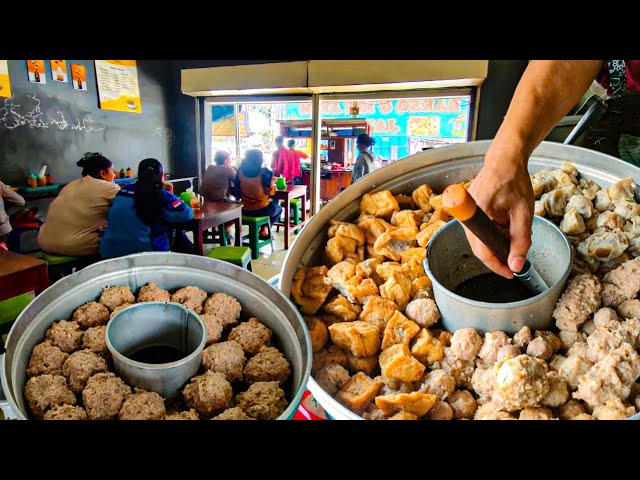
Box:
[100,158,194,259]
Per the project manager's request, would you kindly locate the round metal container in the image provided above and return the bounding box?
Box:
[106,302,207,401]
[0,252,312,420]
[279,140,640,420]
[425,216,572,335]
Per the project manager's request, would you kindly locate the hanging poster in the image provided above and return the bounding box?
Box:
[95,60,141,113]
[211,105,235,136]
[50,60,68,83]
[71,64,87,91]
[27,60,46,84]
[0,60,11,97]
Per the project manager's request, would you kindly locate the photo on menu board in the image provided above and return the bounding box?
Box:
[50,60,68,83]
[27,60,46,84]
[71,64,87,91]
[0,60,11,97]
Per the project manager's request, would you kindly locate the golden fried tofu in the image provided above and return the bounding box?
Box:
[324,261,377,304]
[417,220,447,248]
[388,411,418,420]
[391,210,420,229]
[436,330,453,347]
[323,295,362,322]
[356,259,383,285]
[373,226,419,262]
[336,372,383,412]
[427,208,453,225]
[412,184,434,213]
[379,344,426,382]
[327,220,365,246]
[328,321,381,358]
[411,276,433,299]
[360,191,400,218]
[376,262,417,283]
[429,194,444,211]
[291,266,333,315]
[395,194,416,210]
[357,216,393,245]
[410,328,444,365]
[325,236,361,266]
[379,273,412,310]
[400,247,426,265]
[403,256,426,279]
[346,352,379,375]
[382,311,421,350]
[366,245,387,262]
[359,296,399,335]
[304,316,329,353]
[375,392,437,417]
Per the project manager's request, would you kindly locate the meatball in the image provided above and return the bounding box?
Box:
[45,320,83,353]
[617,299,640,319]
[474,400,512,420]
[534,331,562,352]
[24,374,76,418]
[119,389,166,420]
[235,381,288,420]
[312,346,348,374]
[526,337,553,361]
[424,400,454,420]
[548,354,567,373]
[315,364,351,395]
[203,292,242,327]
[593,307,620,331]
[447,390,477,419]
[82,326,109,358]
[201,341,246,383]
[493,355,549,411]
[62,350,108,393]
[27,341,69,377]
[513,326,533,349]
[477,331,510,367]
[72,301,110,329]
[572,413,595,420]
[99,285,135,311]
[558,330,587,351]
[304,316,329,353]
[419,370,456,401]
[362,405,387,420]
[580,319,596,336]
[404,298,440,328]
[433,347,475,388]
[518,407,554,420]
[557,399,587,420]
[558,354,593,390]
[540,371,570,408]
[165,409,200,420]
[171,286,208,314]
[228,318,273,355]
[470,367,496,401]
[182,370,233,418]
[244,346,291,385]
[137,282,171,303]
[82,372,132,420]
[592,398,636,420]
[200,314,223,346]
[43,404,88,420]
[497,345,521,363]
[211,407,256,420]
[450,328,483,361]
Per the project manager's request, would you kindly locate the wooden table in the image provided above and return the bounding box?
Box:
[0,250,49,301]
[186,201,242,256]
[273,185,308,250]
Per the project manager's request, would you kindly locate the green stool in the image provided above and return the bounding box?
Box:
[241,216,274,260]
[0,293,32,340]
[203,225,229,246]
[42,252,97,283]
[277,197,302,233]
[207,246,253,271]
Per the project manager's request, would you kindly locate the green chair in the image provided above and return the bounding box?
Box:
[241,216,274,260]
[276,197,302,233]
[0,293,32,340]
[207,246,253,271]
[203,225,229,246]
[42,252,97,283]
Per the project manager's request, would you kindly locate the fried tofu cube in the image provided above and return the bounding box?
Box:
[429,194,444,211]
[346,352,379,375]
[412,184,434,213]
[375,392,437,417]
[336,372,383,411]
[381,311,421,350]
[360,295,399,335]
[428,208,453,225]
[410,328,444,365]
[360,191,400,218]
[379,344,426,382]
[411,276,433,296]
[291,266,333,315]
[438,330,453,347]
[379,273,412,311]
[323,295,362,322]
[399,247,426,265]
[328,321,381,358]
[304,316,329,353]
[388,411,418,420]
[417,220,447,248]
[395,194,416,210]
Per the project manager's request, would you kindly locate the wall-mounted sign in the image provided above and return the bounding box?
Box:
[27,60,46,84]
[0,60,11,97]
[50,60,68,83]
[95,60,141,113]
[71,64,87,91]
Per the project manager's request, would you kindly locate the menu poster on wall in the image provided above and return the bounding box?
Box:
[0,60,11,98]
[50,60,68,82]
[27,60,46,84]
[95,60,141,113]
[71,64,87,91]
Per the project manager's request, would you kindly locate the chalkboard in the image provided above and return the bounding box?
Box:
[0,60,177,186]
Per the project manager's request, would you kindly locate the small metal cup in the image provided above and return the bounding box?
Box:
[105,302,206,401]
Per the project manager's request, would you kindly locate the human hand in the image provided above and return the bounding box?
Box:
[162,182,174,194]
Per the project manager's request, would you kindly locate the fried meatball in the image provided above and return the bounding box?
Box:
[235,381,288,420]
[513,326,533,349]
[312,346,348,374]
[592,398,636,420]
[447,390,477,419]
[362,405,387,420]
[519,407,555,420]
[211,407,256,420]
[82,372,132,420]
[433,347,475,388]
[559,354,593,390]
[228,318,273,355]
[601,256,640,307]
[200,314,223,346]
[137,282,171,303]
[43,404,88,420]
[497,345,521,363]
[171,286,208,314]
[553,274,602,331]
[62,350,108,393]
[470,367,496,401]
[534,331,562,352]
[82,326,108,358]
[72,301,110,329]
[580,319,596,335]
[119,389,166,420]
[617,299,640,319]
[99,285,135,311]
[183,370,233,418]
[27,341,69,377]
[526,337,554,361]
[24,374,76,418]
[419,370,456,401]
[110,303,134,319]
[304,316,329,353]
[424,400,454,420]
[45,320,83,353]
[541,371,570,408]
[572,413,595,420]
[548,354,567,373]
[201,341,246,383]
[315,364,351,395]
[478,331,511,367]
[494,355,549,411]
[203,292,242,327]
[558,330,587,351]
[557,399,587,420]
[450,328,483,361]
[593,307,620,331]
[165,409,200,420]
[244,346,291,385]
[404,298,440,328]
[474,400,512,420]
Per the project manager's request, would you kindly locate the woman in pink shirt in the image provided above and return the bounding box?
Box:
[272,136,297,183]
[287,139,306,184]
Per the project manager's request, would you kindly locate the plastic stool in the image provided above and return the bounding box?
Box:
[207,246,253,271]
[277,198,302,232]
[203,225,229,246]
[0,293,32,338]
[241,216,274,260]
[42,252,97,283]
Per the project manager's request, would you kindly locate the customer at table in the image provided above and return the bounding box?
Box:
[287,139,306,185]
[234,149,282,239]
[99,158,194,259]
[272,135,296,183]
[0,181,26,245]
[352,133,380,183]
[38,152,120,257]
[200,150,237,201]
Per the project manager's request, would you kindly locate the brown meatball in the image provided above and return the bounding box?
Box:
[447,390,477,419]
[478,331,511,366]
[82,372,132,420]
[419,370,456,401]
[119,389,166,420]
[24,374,76,418]
[199,314,223,346]
[526,337,554,361]
[203,292,242,327]
[572,413,595,420]
[171,286,208,314]
[404,298,440,328]
[27,341,69,377]
[315,364,351,395]
[183,370,233,418]
[304,316,329,353]
[235,381,288,420]
[82,326,109,358]
[99,285,135,311]
[497,345,521,363]
[450,328,483,361]
[312,346,348,374]
[202,341,246,383]
[244,346,291,385]
[165,409,200,420]
[513,326,532,349]
[211,407,256,420]
[43,404,88,420]
[424,400,454,420]
[45,320,83,353]
[72,301,110,329]
[534,331,562,352]
[62,350,108,393]
[519,407,554,420]
[228,318,273,355]
[137,282,171,303]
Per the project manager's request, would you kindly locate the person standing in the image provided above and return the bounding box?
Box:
[352,133,380,182]
[287,139,307,184]
[272,135,296,184]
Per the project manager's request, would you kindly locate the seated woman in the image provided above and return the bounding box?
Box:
[233,149,282,239]
[200,150,237,201]
[38,153,120,257]
[99,158,193,259]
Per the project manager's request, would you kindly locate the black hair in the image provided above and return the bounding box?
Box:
[287,139,296,148]
[134,158,164,225]
[356,133,375,148]
[239,149,263,178]
[76,152,112,179]
[275,135,284,145]
[213,150,231,166]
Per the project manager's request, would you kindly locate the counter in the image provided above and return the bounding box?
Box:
[320,169,352,201]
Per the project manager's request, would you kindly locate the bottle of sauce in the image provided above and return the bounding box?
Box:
[37,176,46,187]
[46,174,54,185]
[34,67,40,83]
[126,167,132,178]
[119,168,126,179]
[27,174,38,188]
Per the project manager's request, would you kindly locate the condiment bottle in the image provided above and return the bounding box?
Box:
[27,174,38,188]
[126,167,132,178]
[46,174,54,185]
[119,168,126,179]
[37,176,46,187]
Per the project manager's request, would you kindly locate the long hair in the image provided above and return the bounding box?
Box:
[134,158,164,225]
[76,152,112,178]
[239,149,263,178]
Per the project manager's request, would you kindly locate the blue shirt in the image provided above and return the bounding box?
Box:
[99,183,193,259]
